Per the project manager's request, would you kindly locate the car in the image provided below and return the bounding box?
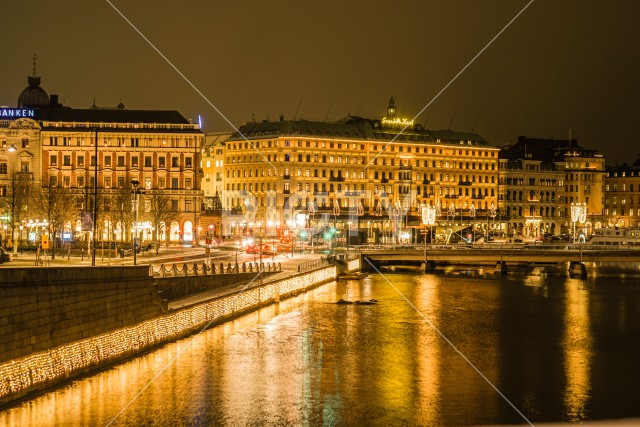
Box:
[245,244,260,254]
[261,244,277,255]
[0,247,11,263]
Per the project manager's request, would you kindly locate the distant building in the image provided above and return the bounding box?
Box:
[499,136,605,238]
[604,158,640,228]
[223,97,499,244]
[1,72,203,246]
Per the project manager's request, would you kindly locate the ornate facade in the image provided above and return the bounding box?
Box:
[1,74,203,247]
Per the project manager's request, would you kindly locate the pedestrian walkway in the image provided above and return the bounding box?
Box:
[166,253,326,310]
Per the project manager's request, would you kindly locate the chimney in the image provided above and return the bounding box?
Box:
[279,114,285,122]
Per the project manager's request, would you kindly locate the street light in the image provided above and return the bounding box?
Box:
[570,202,587,243]
[131,179,141,265]
[422,205,436,265]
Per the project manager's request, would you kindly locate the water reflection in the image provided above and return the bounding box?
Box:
[562,279,592,421]
[2,267,640,426]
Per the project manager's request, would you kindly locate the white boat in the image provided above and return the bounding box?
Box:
[587,228,640,245]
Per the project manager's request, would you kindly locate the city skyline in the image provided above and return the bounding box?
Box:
[2,1,639,164]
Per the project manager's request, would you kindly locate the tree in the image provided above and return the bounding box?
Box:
[6,171,34,253]
[37,183,80,259]
[145,190,180,253]
[110,186,134,244]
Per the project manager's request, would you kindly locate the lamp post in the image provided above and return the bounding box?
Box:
[131,179,141,265]
[422,205,436,266]
[235,241,239,266]
[570,202,587,243]
[308,197,316,253]
[332,200,341,254]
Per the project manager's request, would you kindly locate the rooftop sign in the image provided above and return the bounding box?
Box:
[381,117,414,127]
[0,108,36,118]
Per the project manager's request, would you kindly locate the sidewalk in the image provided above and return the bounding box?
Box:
[0,246,207,268]
[167,252,326,310]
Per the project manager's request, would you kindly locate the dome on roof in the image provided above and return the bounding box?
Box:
[17,75,50,108]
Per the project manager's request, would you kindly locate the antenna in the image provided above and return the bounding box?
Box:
[324,100,333,122]
[471,112,480,132]
[293,97,303,120]
[447,109,456,130]
[32,53,38,75]
[422,111,430,128]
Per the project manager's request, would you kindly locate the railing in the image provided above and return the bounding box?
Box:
[151,260,282,278]
[297,258,331,273]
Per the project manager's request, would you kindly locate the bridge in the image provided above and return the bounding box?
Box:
[359,244,640,276]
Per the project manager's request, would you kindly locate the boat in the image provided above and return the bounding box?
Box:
[586,228,640,246]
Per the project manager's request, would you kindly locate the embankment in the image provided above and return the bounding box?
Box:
[0,263,343,406]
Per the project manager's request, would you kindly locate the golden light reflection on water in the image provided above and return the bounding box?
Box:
[415,274,441,423]
[563,280,592,421]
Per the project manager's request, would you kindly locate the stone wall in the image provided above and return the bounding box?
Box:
[0,267,165,364]
[0,265,337,405]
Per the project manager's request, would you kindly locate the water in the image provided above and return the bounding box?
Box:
[2,263,640,426]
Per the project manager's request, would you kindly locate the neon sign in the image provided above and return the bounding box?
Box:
[382,117,414,127]
[0,108,36,118]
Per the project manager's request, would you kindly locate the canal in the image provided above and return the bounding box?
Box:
[2,263,640,426]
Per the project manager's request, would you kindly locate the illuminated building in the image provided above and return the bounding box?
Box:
[499,136,605,238]
[1,72,203,245]
[603,158,640,228]
[223,97,499,243]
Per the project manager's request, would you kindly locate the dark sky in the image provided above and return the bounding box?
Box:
[2,0,639,164]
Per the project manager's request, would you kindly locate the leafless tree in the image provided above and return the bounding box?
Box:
[36,183,81,259]
[144,190,180,253]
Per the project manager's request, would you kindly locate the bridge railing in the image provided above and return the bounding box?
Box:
[151,260,282,278]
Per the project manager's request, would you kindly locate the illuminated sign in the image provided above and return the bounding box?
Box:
[0,108,36,118]
[381,117,414,127]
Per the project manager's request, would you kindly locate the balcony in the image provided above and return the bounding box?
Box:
[458,181,472,186]
[329,175,345,182]
[380,178,389,184]
[283,174,291,179]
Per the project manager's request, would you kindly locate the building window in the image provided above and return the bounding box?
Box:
[0,162,6,175]
[117,156,125,167]
[78,176,84,187]
[63,155,71,166]
[171,199,178,211]
[104,156,111,167]
[159,177,165,189]
[63,176,70,188]
[104,177,111,188]
[117,177,125,188]
[145,156,152,167]
[185,157,193,168]
[185,200,192,212]
[145,177,152,189]
[172,178,179,189]
[159,157,166,168]
[186,178,192,189]
[172,157,179,168]
[132,156,139,168]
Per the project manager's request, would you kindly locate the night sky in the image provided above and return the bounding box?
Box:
[2,0,639,164]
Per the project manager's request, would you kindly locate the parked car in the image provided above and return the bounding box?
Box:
[261,244,277,255]
[0,247,11,263]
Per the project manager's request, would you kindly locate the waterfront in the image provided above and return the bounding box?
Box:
[2,263,640,426]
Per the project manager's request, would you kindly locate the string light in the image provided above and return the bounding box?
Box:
[0,262,356,403]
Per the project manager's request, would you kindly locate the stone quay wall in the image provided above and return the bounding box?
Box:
[0,267,164,365]
[0,265,339,406]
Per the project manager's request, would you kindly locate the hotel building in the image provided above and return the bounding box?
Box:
[223,98,500,243]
